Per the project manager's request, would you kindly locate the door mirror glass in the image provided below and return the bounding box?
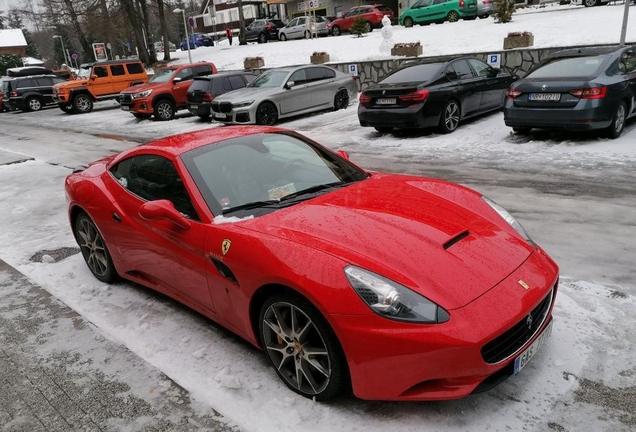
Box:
[139,200,191,230]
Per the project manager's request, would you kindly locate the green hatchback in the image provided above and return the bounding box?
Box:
[399,0,478,26]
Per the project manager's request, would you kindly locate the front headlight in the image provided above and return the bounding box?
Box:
[233,100,254,108]
[133,90,153,99]
[344,266,450,324]
[482,196,536,247]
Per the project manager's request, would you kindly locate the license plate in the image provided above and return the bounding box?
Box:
[214,112,227,119]
[514,320,553,375]
[528,93,561,102]
[121,106,130,111]
[190,104,198,110]
[469,4,475,7]
[376,98,396,105]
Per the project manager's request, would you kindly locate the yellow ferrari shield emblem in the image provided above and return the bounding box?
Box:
[221,239,232,256]
[518,280,530,290]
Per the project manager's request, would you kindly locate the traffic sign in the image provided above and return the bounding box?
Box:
[348,64,358,76]
[188,17,195,27]
[71,53,78,60]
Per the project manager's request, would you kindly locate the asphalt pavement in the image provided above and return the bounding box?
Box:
[0,259,237,432]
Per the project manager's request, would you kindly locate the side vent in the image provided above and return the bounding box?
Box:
[210,257,239,285]
[443,230,470,250]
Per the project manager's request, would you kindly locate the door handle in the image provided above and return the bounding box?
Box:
[112,213,121,223]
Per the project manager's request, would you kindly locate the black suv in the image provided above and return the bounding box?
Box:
[186,72,257,119]
[245,19,286,43]
[2,75,66,112]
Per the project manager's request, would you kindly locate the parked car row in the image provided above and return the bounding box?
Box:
[358,45,636,139]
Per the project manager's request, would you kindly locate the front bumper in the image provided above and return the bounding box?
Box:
[211,101,256,124]
[119,97,153,114]
[504,99,613,131]
[330,248,559,401]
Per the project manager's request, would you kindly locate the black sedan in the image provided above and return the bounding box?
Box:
[358,57,517,134]
[504,45,636,139]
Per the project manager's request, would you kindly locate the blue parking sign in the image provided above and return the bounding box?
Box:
[487,54,501,68]
[349,64,358,76]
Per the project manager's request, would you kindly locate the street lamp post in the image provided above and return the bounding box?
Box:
[173,8,193,64]
[52,35,70,68]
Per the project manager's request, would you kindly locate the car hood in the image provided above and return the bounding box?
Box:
[242,174,534,310]
[215,86,281,102]
[120,81,166,94]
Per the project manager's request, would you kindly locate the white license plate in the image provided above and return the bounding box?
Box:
[514,320,552,375]
[214,112,227,119]
[528,93,561,102]
[190,104,198,110]
[121,106,130,111]
[376,98,396,105]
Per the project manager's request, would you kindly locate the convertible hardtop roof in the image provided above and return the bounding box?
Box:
[138,126,288,156]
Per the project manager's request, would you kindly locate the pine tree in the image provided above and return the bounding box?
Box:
[350,17,368,37]
[493,0,515,24]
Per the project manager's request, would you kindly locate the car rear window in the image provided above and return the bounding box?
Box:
[189,78,210,92]
[380,63,442,84]
[527,55,609,78]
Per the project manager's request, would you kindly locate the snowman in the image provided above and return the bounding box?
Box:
[379,15,395,53]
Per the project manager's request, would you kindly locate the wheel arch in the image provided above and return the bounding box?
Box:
[70,88,96,101]
[152,93,176,108]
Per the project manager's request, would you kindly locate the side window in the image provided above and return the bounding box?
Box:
[298,17,306,25]
[110,155,198,220]
[288,18,298,27]
[194,65,213,77]
[176,67,194,81]
[289,69,307,85]
[445,66,459,81]
[110,64,126,76]
[324,68,336,79]
[17,79,36,88]
[450,60,474,79]
[229,75,247,90]
[36,77,53,86]
[244,74,256,83]
[623,54,636,73]
[53,77,66,85]
[222,77,233,92]
[345,9,355,18]
[433,0,446,4]
[468,59,492,77]
[306,67,327,83]
[126,63,144,75]
[93,66,109,78]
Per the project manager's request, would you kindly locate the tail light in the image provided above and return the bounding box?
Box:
[569,87,607,99]
[359,94,371,103]
[398,89,429,102]
[9,91,18,97]
[203,93,214,102]
[460,0,465,7]
[506,89,522,99]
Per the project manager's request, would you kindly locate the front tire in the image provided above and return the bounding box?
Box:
[259,293,348,401]
[279,33,287,41]
[438,99,460,133]
[331,26,341,36]
[154,99,175,121]
[606,101,627,139]
[256,102,278,125]
[73,94,94,113]
[583,0,599,6]
[75,212,117,283]
[333,89,349,111]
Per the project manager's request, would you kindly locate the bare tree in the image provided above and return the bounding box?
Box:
[238,0,246,45]
[156,0,170,61]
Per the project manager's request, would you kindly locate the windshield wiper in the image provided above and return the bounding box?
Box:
[221,200,281,214]
[279,181,348,202]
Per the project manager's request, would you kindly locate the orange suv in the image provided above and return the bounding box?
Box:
[119,62,217,120]
[53,60,147,114]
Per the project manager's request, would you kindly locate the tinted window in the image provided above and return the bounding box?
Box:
[110,64,125,76]
[93,66,108,78]
[445,66,459,81]
[194,65,213,77]
[249,71,288,88]
[229,75,247,90]
[126,63,144,74]
[17,79,37,88]
[36,77,53,86]
[433,0,446,4]
[380,63,442,84]
[289,69,308,85]
[528,55,609,78]
[450,60,474,79]
[306,67,328,82]
[189,78,211,92]
[468,59,492,77]
[110,155,198,220]
[222,77,232,92]
[244,74,256,83]
[176,67,194,81]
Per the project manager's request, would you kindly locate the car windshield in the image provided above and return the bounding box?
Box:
[247,71,289,88]
[527,55,610,78]
[78,67,92,79]
[380,63,442,84]
[180,132,369,216]
[149,68,177,83]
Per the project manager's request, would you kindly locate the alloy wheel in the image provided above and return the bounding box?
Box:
[332,26,340,36]
[404,17,414,28]
[334,90,349,110]
[256,102,278,125]
[262,302,331,396]
[156,101,174,120]
[28,98,42,111]
[74,95,92,113]
[584,0,598,6]
[445,102,460,131]
[448,11,459,22]
[364,21,372,33]
[77,217,109,278]
[614,104,626,134]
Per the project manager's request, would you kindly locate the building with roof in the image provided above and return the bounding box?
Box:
[0,29,28,56]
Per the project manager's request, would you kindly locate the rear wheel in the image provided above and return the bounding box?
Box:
[438,99,460,133]
[513,127,532,135]
[606,101,626,139]
[256,102,278,125]
[447,11,460,22]
[583,0,599,6]
[259,293,348,401]
[73,94,93,113]
[403,17,414,28]
[374,126,394,134]
[154,99,175,121]
[331,26,341,36]
[333,89,349,111]
[26,97,42,112]
[75,213,117,283]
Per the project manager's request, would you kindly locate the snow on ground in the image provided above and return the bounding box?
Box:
[163,4,636,70]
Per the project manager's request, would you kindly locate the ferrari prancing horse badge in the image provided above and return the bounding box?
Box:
[222,239,232,255]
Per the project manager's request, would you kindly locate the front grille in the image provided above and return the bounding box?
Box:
[481,287,554,364]
[119,94,132,104]
[219,102,233,113]
[211,102,220,113]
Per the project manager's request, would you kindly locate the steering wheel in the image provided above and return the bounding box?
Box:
[283,158,305,171]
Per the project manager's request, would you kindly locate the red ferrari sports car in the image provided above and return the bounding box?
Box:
[66,126,558,401]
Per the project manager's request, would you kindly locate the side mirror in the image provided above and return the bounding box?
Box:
[173,77,182,83]
[285,80,296,89]
[139,200,191,230]
[337,150,350,160]
[489,67,501,77]
[91,74,98,80]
